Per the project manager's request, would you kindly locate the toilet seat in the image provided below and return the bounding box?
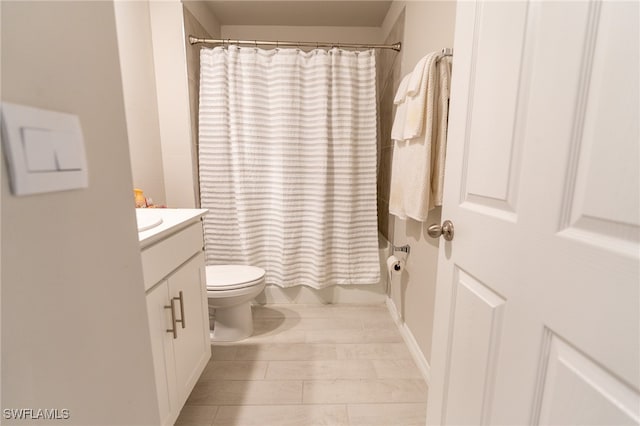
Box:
[206,265,265,291]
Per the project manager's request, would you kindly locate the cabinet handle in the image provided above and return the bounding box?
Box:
[164,299,178,339]
[174,291,186,329]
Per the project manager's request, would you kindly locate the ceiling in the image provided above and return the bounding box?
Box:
[201,1,393,27]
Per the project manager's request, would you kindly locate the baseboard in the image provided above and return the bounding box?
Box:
[385,298,431,385]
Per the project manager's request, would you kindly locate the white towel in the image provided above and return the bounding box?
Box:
[406,55,429,97]
[403,52,437,140]
[390,74,411,141]
[390,53,437,141]
[430,56,452,208]
[389,52,452,221]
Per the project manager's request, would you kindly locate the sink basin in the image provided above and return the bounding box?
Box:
[136,210,163,232]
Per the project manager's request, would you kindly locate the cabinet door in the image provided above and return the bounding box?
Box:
[145,280,178,426]
[168,252,211,406]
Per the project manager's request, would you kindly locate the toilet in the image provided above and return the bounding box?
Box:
[205,265,266,342]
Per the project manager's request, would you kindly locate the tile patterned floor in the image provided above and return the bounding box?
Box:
[176,304,428,426]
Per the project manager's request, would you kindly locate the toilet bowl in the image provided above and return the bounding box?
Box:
[206,265,266,342]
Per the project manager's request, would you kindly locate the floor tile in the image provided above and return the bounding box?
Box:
[210,346,237,361]
[302,379,428,404]
[323,304,391,320]
[187,380,303,405]
[212,404,349,426]
[253,304,388,320]
[336,343,412,360]
[184,303,429,426]
[251,305,303,319]
[200,361,268,380]
[247,328,307,343]
[361,314,398,330]
[174,405,218,426]
[223,343,338,361]
[254,317,364,333]
[347,403,427,425]
[265,360,377,380]
[251,317,296,335]
[371,359,424,379]
[305,328,403,344]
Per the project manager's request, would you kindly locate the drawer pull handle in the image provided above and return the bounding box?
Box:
[174,291,186,329]
[164,299,178,339]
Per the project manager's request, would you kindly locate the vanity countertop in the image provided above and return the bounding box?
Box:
[137,208,208,249]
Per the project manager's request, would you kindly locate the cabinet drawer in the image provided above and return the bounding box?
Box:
[141,222,203,291]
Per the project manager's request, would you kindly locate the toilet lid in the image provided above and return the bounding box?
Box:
[205,265,266,290]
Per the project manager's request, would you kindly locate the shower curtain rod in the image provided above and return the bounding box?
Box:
[189,36,401,52]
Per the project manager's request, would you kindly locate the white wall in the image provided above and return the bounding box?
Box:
[384,1,457,77]
[183,3,220,207]
[114,0,204,209]
[1,2,160,424]
[222,25,382,47]
[114,1,167,206]
[382,0,457,365]
[149,1,198,208]
[183,0,222,38]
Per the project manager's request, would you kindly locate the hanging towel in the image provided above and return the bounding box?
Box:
[390,74,411,141]
[390,54,435,141]
[389,52,452,221]
[403,54,434,139]
[430,55,452,208]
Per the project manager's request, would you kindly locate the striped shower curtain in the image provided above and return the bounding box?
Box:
[198,45,380,289]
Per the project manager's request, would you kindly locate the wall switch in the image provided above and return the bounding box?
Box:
[22,128,59,172]
[1,102,89,196]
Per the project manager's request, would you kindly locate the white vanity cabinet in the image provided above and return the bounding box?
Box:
[139,210,210,426]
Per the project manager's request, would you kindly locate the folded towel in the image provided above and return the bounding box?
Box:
[403,52,438,140]
[406,55,429,97]
[389,52,452,221]
[391,74,411,141]
[393,73,411,104]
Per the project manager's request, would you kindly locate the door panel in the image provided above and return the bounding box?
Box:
[533,332,639,425]
[444,268,506,425]
[559,1,639,253]
[427,1,640,425]
[464,1,528,217]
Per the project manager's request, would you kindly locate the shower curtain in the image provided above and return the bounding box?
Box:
[198,45,380,289]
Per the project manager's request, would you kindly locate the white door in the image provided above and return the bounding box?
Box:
[427,1,639,425]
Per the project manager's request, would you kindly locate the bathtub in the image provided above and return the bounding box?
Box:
[254,232,391,304]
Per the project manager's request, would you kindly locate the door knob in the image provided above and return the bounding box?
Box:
[427,220,454,241]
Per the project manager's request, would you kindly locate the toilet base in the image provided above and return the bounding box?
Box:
[210,301,254,342]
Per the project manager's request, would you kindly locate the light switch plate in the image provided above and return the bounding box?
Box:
[1,102,88,196]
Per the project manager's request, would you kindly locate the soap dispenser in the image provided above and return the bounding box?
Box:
[134,188,147,208]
